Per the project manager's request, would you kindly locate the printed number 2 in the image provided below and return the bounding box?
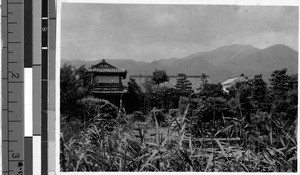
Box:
[11,73,19,78]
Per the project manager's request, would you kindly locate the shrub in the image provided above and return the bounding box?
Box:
[149,108,167,126]
[144,86,179,111]
[169,108,179,118]
[178,96,189,114]
[127,78,144,113]
[152,69,169,87]
[115,108,128,125]
[195,97,231,122]
[77,98,118,123]
[132,111,146,122]
[60,117,82,142]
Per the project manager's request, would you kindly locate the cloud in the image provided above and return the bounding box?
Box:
[61,4,298,62]
[148,12,178,27]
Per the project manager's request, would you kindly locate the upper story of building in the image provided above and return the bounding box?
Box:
[87,59,127,93]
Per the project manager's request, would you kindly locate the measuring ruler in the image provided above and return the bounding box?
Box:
[2,0,55,174]
[2,0,24,175]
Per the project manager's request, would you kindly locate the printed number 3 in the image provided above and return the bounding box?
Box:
[12,153,20,158]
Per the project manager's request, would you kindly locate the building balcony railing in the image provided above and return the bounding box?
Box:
[94,82,123,88]
[91,82,125,92]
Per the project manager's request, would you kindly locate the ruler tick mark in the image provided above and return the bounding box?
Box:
[8,2,23,4]
[2,140,18,142]
[8,81,24,83]
[9,160,24,162]
[8,42,21,44]
[8,101,18,103]
[8,140,18,142]
[8,22,18,24]
[9,120,21,122]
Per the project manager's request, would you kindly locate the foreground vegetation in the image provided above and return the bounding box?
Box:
[61,106,297,172]
[60,66,297,172]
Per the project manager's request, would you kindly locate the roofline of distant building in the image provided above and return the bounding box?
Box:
[130,75,207,78]
[228,73,245,79]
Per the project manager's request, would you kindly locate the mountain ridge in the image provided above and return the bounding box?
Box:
[61,44,298,83]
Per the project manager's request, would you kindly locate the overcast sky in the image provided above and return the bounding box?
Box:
[61,3,298,62]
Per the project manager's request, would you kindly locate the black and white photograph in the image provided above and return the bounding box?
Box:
[59,2,298,172]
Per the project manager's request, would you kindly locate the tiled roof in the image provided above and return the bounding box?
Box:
[221,76,240,85]
[88,68,127,73]
[88,59,127,73]
[221,74,246,85]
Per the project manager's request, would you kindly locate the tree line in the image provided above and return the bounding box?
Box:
[61,64,297,128]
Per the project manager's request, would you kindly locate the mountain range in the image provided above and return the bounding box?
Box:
[61,44,298,83]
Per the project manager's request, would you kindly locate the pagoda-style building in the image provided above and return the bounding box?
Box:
[87,59,128,108]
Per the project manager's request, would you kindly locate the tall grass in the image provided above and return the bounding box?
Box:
[60,105,297,172]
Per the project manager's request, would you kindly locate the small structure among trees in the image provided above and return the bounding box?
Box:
[221,74,247,92]
[87,59,128,108]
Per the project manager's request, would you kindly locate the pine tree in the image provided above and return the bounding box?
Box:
[75,65,96,95]
[251,74,267,111]
[198,83,224,98]
[60,64,85,116]
[269,68,298,120]
[198,73,209,91]
[175,73,193,96]
[127,78,143,113]
[269,68,290,98]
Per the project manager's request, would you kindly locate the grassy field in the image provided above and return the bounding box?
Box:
[60,106,297,172]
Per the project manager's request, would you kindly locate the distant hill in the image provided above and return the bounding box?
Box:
[61,44,298,83]
[192,44,298,81]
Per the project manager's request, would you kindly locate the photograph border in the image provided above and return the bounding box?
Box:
[55,0,300,174]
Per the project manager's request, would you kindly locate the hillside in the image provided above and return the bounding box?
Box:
[199,44,298,79]
[61,44,298,83]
